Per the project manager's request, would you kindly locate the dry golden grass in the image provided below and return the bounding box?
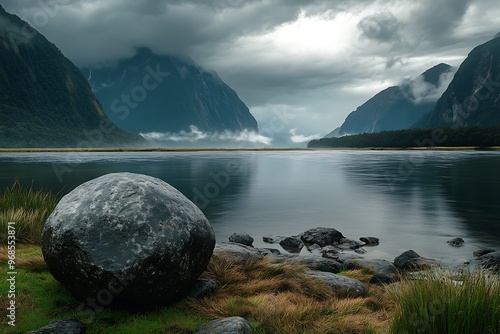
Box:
[0,245,47,272]
[187,255,394,334]
[0,181,59,245]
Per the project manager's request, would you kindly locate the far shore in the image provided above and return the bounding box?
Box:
[0,146,500,153]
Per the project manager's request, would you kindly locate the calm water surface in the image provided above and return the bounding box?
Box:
[1,150,499,263]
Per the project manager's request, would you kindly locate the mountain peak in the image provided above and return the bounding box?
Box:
[420,63,452,86]
[83,51,258,133]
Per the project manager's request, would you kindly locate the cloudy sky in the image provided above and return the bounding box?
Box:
[3,0,500,142]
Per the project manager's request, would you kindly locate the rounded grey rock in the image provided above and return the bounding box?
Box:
[27,319,85,334]
[447,237,465,247]
[279,236,304,253]
[369,273,394,285]
[307,271,368,297]
[359,237,380,246]
[343,259,396,276]
[300,227,345,247]
[213,242,264,263]
[229,232,254,247]
[393,250,430,271]
[42,173,215,307]
[196,316,253,334]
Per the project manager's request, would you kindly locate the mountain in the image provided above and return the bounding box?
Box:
[82,48,258,134]
[0,6,144,148]
[330,63,453,136]
[413,35,500,129]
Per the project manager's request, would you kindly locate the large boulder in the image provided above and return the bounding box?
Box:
[300,227,345,247]
[42,173,215,308]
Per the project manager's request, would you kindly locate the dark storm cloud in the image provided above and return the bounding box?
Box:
[358,11,402,43]
[409,0,472,42]
[1,0,499,135]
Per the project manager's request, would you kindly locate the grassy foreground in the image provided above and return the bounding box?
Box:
[1,184,499,333]
[0,182,59,245]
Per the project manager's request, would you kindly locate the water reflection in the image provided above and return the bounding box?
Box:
[341,151,500,244]
[0,151,498,261]
[0,152,256,223]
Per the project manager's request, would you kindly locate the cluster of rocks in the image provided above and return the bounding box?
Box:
[259,227,379,255]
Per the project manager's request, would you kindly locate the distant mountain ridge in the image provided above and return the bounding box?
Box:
[413,36,500,129]
[0,5,144,148]
[82,48,258,134]
[327,63,453,137]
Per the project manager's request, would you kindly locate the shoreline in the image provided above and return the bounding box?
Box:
[0,146,499,153]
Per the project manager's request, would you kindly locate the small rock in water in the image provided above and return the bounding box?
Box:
[393,250,430,271]
[359,237,380,246]
[447,237,465,247]
[279,237,304,253]
[354,248,367,254]
[229,232,254,247]
[337,238,364,250]
[263,235,284,244]
[300,227,345,247]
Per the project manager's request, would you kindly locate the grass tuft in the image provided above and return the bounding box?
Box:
[390,270,500,334]
[0,181,59,245]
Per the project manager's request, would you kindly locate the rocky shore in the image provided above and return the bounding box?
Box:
[31,173,499,333]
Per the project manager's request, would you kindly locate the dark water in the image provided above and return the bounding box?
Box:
[1,150,499,263]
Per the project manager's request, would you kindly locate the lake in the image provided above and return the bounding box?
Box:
[1,150,499,264]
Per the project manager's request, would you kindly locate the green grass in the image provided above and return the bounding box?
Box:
[0,246,208,334]
[0,181,59,245]
[390,270,500,334]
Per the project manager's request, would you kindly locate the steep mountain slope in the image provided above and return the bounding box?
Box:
[333,63,453,136]
[82,48,258,134]
[413,35,500,129]
[324,127,340,138]
[0,6,144,148]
